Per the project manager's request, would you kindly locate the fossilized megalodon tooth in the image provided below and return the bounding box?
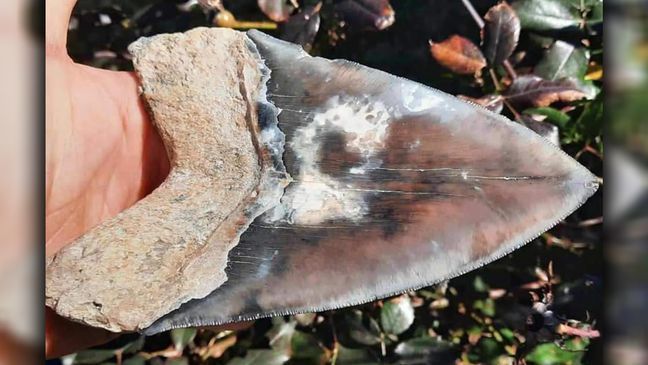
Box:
[45,28,598,334]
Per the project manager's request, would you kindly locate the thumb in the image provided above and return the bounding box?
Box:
[45,308,117,359]
[46,0,77,57]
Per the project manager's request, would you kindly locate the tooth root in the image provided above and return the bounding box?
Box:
[45,28,279,332]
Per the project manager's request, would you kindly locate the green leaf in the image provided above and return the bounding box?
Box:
[122,336,145,355]
[535,40,598,99]
[524,107,571,127]
[166,358,190,365]
[562,94,603,144]
[513,0,580,30]
[73,350,116,364]
[473,276,489,292]
[567,0,602,25]
[577,79,599,99]
[492,355,516,365]
[498,327,516,342]
[380,297,415,335]
[227,349,289,365]
[346,310,382,346]
[123,355,146,365]
[475,338,503,362]
[267,318,297,354]
[536,41,589,81]
[394,337,454,357]
[588,1,602,24]
[563,336,590,351]
[336,345,380,365]
[580,93,604,133]
[473,298,496,317]
[291,331,325,362]
[395,337,456,364]
[525,342,585,365]
[528,34,556,49]
[170,328,197,351]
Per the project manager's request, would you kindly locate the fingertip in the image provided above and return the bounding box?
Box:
[45,307,118,359]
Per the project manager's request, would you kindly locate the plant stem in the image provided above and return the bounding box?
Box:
[489,69,502,91]
[329,314,339,365]
[503,60,518,79]
[461,0,485,28]
[503,99,521,120]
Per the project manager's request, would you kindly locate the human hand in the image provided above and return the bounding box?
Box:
[45,0,169,358]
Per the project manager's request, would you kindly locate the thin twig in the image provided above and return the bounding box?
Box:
[560,216,603,228]
[461,0,485,28]
[503,99,521,120]
[577,216,603,227]
[329,314,339,365]
[585,144,603,158]
[503,60,518,79]
[489,69,502,90]
[575,143,602,160]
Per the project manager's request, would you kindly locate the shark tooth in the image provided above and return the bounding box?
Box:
[46,28,598,334]
[145,30,598,334]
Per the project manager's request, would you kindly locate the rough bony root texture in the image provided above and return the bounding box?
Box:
[45,28,289,332]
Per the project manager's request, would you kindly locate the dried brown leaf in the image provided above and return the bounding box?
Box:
[458,94,503,113]
[429,35,487,75]
[535,266,549,282]
[504,75,586,107]
[258,0,295,22]
[520,116,560,146]
[205,335,237,359]
[556,324,601,338]
[482,2,521,66]
[280,4,321,50]
[334,0,395,31]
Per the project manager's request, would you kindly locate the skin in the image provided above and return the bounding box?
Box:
[46,0,169,358]
[45,1,253,358]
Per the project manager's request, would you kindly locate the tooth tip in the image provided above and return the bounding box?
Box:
[566,163,600,204]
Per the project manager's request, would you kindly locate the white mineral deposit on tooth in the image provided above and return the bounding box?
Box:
[45,28,289,332]
[264,95,392,225]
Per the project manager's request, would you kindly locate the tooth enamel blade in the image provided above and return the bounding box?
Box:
[145,30,598,334]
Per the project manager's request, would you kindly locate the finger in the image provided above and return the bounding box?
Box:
[46,0,78,56]
[118,71,171,198]
[0,328,37,365]
[45,307,118,359]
